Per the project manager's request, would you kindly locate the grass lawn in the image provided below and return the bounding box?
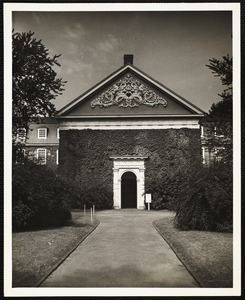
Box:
[153,214,233,287]
[12,211,99,287]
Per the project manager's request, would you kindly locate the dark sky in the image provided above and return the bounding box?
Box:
[13,10,232,112]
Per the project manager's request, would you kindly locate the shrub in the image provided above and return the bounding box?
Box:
[174,187,215,231]
[28,207,72,229]
[12,161,113,231]
[145,167,196,211]
[70,187,113,210]
[146,175,178,210]
[146,161,232,232]
[174,162,233,232]
[12,161,73,231]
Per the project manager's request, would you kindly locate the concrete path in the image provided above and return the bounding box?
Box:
[41,210,199,287]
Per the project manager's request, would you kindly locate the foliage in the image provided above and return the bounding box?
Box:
[70,187,113,210]
[12,161,73,231]
[12,31,66,141]
[206,55,232,87]
[201,118,232,165]
[206,54,232,120]
[174,162,232,232]
[202,54,233,165]
[169,56,233,232]
[12,160,113,231]
[145,158,203,211]
[145,170,193,211]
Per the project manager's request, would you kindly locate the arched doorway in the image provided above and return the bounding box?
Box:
[121,172,137,208]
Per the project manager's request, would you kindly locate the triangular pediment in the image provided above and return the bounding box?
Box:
[57,64,204,118]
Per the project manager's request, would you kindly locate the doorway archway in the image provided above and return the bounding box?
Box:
[111,156,147,209]
[121,172,137,208]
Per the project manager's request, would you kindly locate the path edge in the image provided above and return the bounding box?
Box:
[35,218,100,287]
[152,220,202,288]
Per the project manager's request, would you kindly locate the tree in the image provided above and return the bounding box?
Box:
[206,54,232,121]
[202,54,233,164]
[173,55,233,232]
[12,31,66,140]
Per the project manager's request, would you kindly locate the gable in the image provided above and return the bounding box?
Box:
[57,64,204,118]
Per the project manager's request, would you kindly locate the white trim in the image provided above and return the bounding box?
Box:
[112,157,146,210]
[58,119,200,130]
[26,143,59,146]
[110,156,148,160]
[201,146,206,164]
[57,114,203,119]
[60,125,200,130]
[200,125,204,137]
[57,128,60,139]
[36,148,46,164]
[57,64,204,116]
[56,149,59,165]
[4,3,239,12]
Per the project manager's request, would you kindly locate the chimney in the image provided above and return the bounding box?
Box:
[124,54,133,65]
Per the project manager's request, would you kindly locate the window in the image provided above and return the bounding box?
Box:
[214,126,224,138]
[214,147,225,162]
[37,148,46,164]
[56,149,59,165]
[16,148,26,164]
[38,128,47,139]
[57,128,60,139]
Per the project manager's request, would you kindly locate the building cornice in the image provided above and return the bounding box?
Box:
[57,114,204,119]
[25,143,59,146]
[110,156,148,160]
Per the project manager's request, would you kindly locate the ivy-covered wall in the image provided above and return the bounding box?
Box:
[58,129,202,204]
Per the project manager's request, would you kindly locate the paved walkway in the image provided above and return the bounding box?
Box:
[41,210,198,287]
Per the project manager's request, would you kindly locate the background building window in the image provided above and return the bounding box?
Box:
[37,148,46,164]
[214,126,224,137]
[17,128,26,140]
[16,148,26,164]
[214,147,225,162]
[38,128,47,139]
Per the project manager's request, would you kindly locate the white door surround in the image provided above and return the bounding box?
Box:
[110,156,148,209]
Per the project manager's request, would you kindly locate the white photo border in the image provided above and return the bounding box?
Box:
[4,2,241,297]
